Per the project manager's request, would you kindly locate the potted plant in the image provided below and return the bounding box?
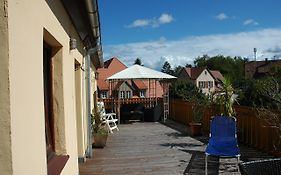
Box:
[172,80,209,136]
[91,105,109,148]
[189,102,204,136]
[215,78,236,117]
[189,93,209,136]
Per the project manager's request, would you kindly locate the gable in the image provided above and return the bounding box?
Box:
[107,57,127,71]
[114,81,135,91]
[196,69,215,82]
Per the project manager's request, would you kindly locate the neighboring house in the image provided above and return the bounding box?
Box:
[97,57,127,99]
[112,81,135,99]
[178,67,224,94]
[97,58,164,99]
[0,1,103,175]
[245,59,281,79]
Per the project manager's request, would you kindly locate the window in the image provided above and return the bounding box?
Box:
[101,91,107,99]
[199,81,204,88]
[120,91,125,99]
[126,91,131,98]
[208,81,213,88]
[139,90,145,98]
[204,81,208,88]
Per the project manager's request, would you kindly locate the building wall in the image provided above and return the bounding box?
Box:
[142,80,164,98]
[0,0,12,174]
[7,0,88,174]
[74,55,87,162]
[196,70,215,94]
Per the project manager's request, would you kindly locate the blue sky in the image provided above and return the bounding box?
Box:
[98,0,281,70]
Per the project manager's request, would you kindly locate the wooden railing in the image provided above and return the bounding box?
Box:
[170,98,281,157]
[98,97,163,111]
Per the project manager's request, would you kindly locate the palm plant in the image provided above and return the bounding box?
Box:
[92,104,108,135]
[215,78,236,117]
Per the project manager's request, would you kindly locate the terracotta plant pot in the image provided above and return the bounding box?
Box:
[92,134,108,148]
[189,122,202,136]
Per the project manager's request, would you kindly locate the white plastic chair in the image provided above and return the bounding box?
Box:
[97,101,119,133]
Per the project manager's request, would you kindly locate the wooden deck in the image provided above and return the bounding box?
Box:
[79,120,274,175]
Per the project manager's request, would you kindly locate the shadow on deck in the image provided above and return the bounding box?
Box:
[79,120,274,175]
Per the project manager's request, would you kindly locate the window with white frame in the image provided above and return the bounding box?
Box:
[120,91,125,99]
[126,91,131,98]
[208,81,213,88]
[139,90,145,98]
[199,81,204,88]
[100,91,107,99]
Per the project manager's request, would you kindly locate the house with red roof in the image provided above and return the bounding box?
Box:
[178,67,224,94]
[97,57,127,98]
[97,57,164,99]
[245,59,281,79]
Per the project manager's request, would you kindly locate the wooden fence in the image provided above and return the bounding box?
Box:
[99,97,163,112]
[170,99,281,157]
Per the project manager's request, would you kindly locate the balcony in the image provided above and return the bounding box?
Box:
[79,120,274,175]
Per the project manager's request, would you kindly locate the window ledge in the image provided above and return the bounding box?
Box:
[47,155,69,175]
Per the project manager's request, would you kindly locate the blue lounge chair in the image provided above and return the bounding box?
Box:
[205,116,240,174]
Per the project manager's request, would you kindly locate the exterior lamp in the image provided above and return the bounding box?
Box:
[95,72,99,80]
[70,37,77,50]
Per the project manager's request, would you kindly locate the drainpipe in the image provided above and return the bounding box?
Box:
[85,48,100,158]
[84,0,103,158]
[84,0,104,67]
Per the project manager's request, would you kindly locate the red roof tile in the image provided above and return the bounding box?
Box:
[184,67,206,80]
[210,70,224,82]
[97,79,109,90]
[97,57,127,90]
[132,80,147,90]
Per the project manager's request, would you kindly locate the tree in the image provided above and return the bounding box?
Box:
[161,61,173,75]
[173,65,183,77]
[134,58,142,65]
[193,54,245,85]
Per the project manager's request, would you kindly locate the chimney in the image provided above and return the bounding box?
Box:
[186,67,191,77]
[253,48,257,61]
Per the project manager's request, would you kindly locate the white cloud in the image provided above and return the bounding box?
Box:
[126,13,174,28]
[128,19,150,28]
[244,19,259,25]
[159,13,173,24]
[103,28,281,70]
[215,13,228,20]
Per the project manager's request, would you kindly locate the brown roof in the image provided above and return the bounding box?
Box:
[184,67,206,80]
[245,59,281,78]
[132,80,147,90]
[97,57,127,91]
[103,57,127,69]
[210,70,224,82]
[97,79,109,90]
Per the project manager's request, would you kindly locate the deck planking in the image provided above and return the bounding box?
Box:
[79,120,274,175]
[79,122,205,175]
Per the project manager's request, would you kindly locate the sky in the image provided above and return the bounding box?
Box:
[98,0,281,70]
